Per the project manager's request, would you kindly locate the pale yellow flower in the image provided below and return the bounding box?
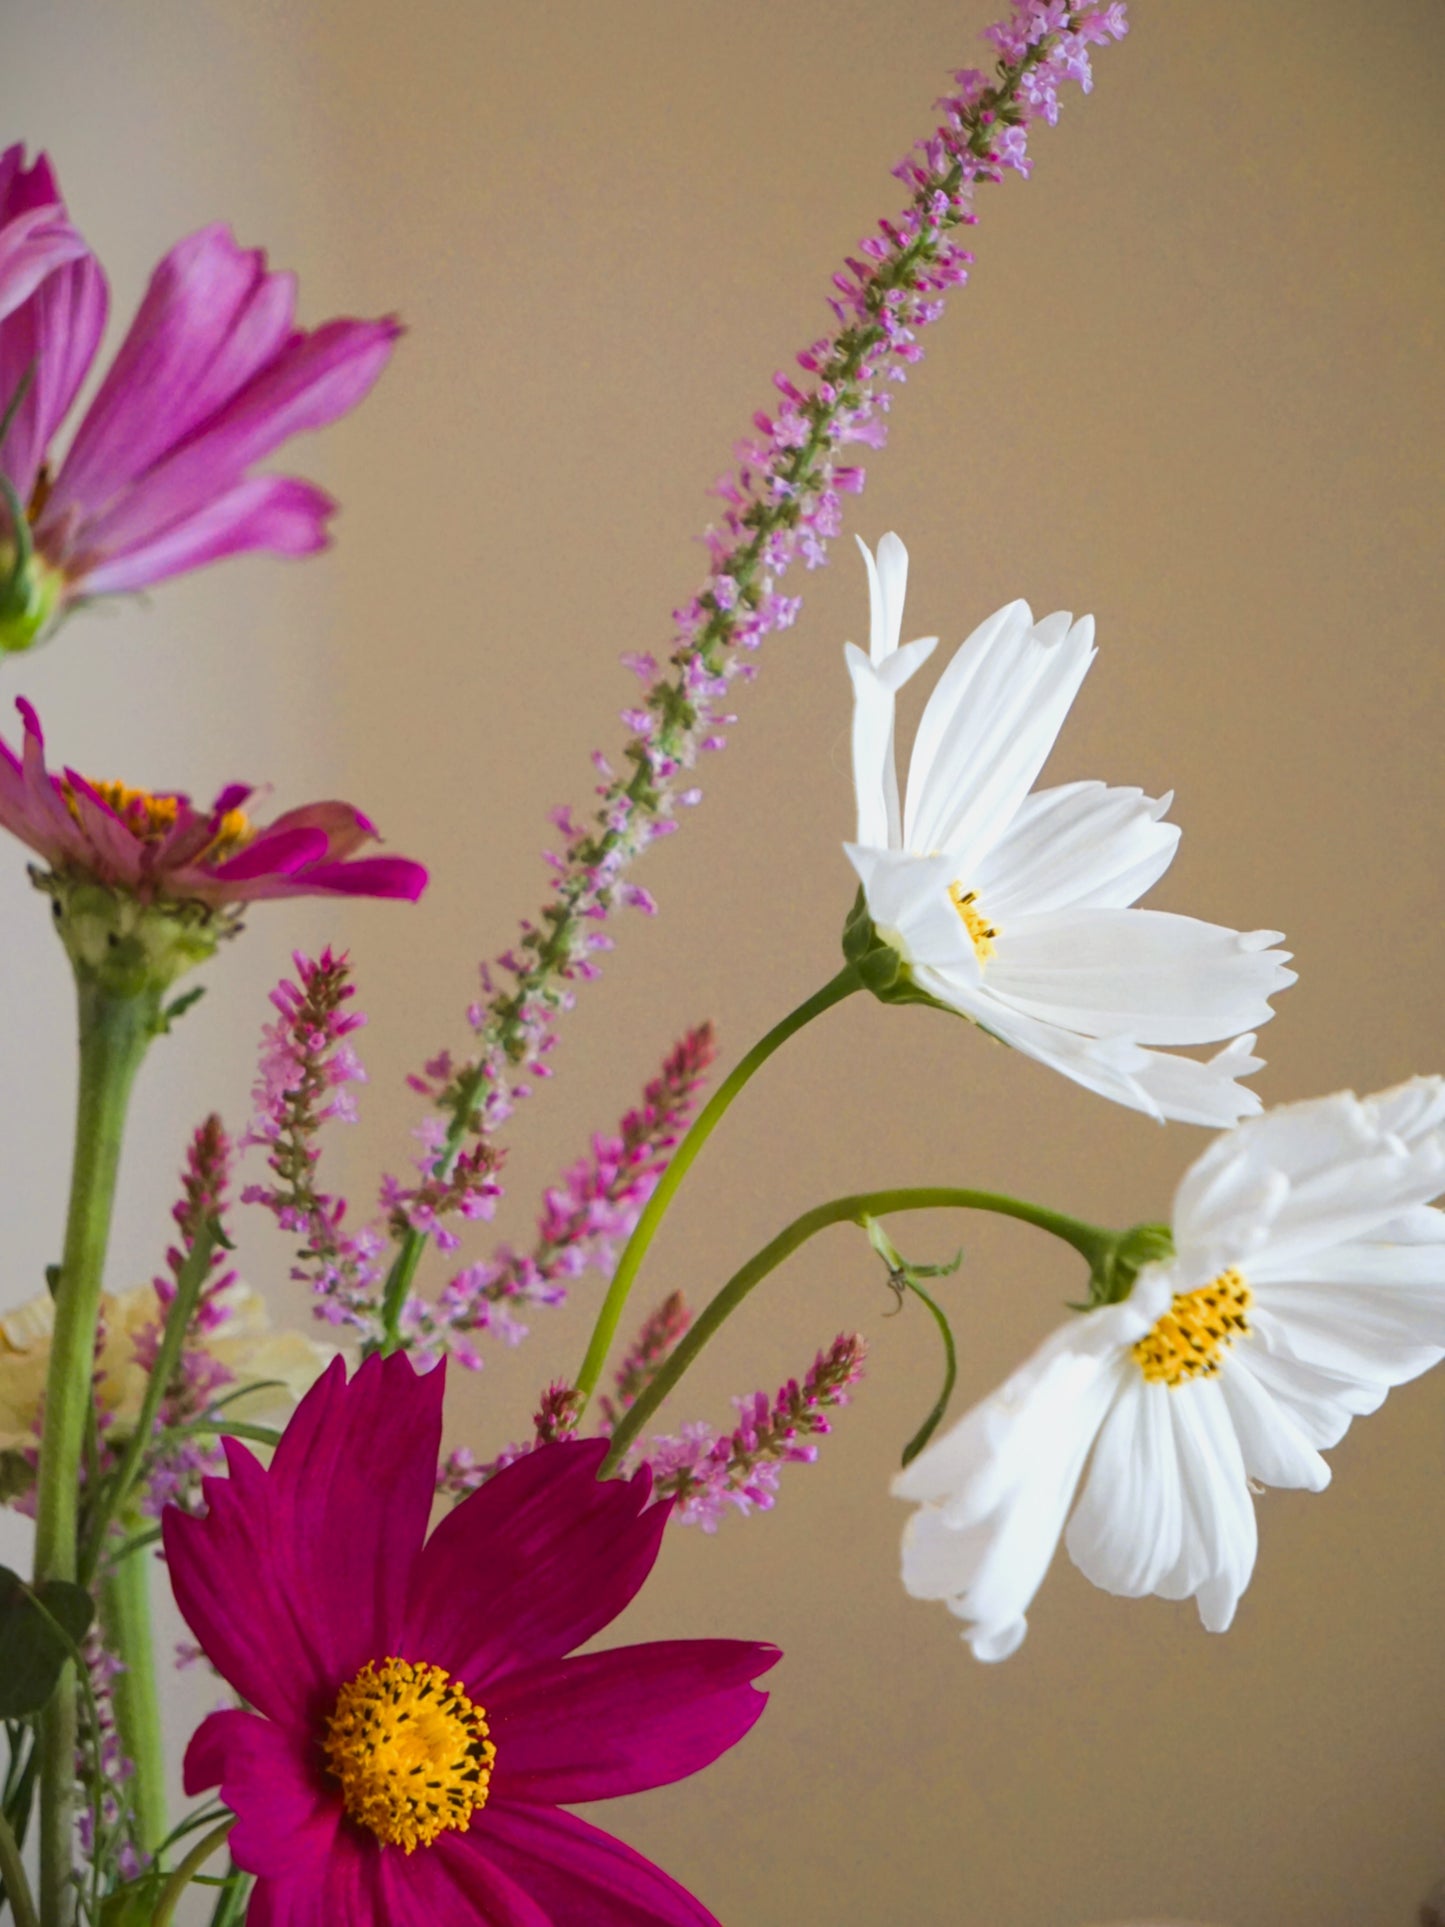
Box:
[0,1280,334,1462]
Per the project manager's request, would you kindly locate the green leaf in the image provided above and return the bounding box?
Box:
[897,1277,958,1469]
[99,1868,167,1925]
[0,1567,95,1718]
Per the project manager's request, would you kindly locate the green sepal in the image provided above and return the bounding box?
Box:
[34,874,226,999]
[840,895,957,1013]
[0,1567,94,1718]
[99,1869,168,1925]
[0,467,61,657]
[1087,1220,1176,1308]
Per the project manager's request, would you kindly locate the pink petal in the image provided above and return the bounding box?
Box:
[0,204,88,323]
[262,1353,443,1681]
[45,224,295,518]
[183,1709,339,1881]
[75,474,335,596]
[163,1438,334,1726]
[486,1639,779,1804]
[247,1827,393,1927]
[464,1803,724,1927]
[79,314,399,558]
[403,1441,668,1688]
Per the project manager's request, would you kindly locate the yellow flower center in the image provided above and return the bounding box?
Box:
[1132,1267,1253,1386]
[322,1657,495,1854]
[948,882,998,963]
[79,780,181,841]
[202,807,254,860]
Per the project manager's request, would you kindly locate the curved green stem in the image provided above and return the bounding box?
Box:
[600,1185,1111,1474]
[32,975,158,1927]
[0,1801,39,1927]
[575,964,862,1411]
[149,1816,236,1927]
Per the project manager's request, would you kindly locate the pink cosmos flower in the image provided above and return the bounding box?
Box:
[166,1353,779,1924]
[0,699,426,905]
[0,144,397,649]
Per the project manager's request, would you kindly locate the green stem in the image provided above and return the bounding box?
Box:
[32,975,158,1927]
[101,1544,167,1855]
[149,1817,235,1927]
[574,964,862,1411]
[600,1185,1110,1474]
[0,1802,40,1927]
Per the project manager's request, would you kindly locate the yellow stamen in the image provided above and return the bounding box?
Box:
[323,1657,495,1855]
[201,807,254,860]
[948,882,998,963]
[1132,1267,1253,1386]
[74,780,180,841]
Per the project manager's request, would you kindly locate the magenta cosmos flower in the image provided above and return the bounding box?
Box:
[0,698,426,906]
[165,1353,779,1925]
[0,143,398,651]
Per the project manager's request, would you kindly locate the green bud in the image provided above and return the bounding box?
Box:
[839,894,957,1013]
[36,873,225,1000]
[1088,1220,1176,1307]
[0,540,62,654]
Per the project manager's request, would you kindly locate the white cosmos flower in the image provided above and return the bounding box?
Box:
[892,1079,1445,1660]
[844,533,1295,1125]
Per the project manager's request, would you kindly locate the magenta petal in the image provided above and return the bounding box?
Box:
[375,1830,551,1927]
[207,822,330,883]
[487,1639,780,1805]
[163,1439,333,1726]
[183,1709,338,1881]
[280,855,430,902]
[263,1353,444,1680]
[404,1441,668,1686]
[77,474,335,596]
[247,1827,393,1927]
[467,1803,724,1927]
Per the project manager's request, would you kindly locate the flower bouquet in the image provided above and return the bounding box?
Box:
[0,4,1441,1923]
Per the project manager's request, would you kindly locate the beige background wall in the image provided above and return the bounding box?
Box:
[3,3,1443,1922]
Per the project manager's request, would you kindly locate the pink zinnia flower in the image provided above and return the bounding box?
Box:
[166,1354,779,1924]
[0,699,426,905]
[0,144,397,650]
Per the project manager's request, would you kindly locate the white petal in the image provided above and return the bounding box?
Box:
[1065,1378,1186,1598]
[846,638,940,848]
[903,605,1096,867]
[894,1312,1130,1660]
[1175,1387,1258,1632]
[856,530,912,665]
[984,910,1295,1047]
[845,846,978,972]
[1216,1353,1331,1491]
[1122,1037,1269,1131]
[972,781,1180,919]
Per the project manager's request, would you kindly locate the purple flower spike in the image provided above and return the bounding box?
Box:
[0,144,398,649]
[0,698,427,908]
[167,1354,779,1925]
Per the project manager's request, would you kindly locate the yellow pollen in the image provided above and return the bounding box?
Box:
[322,1658,495,1855]
[200,807,254,860]
[948,882,998,963]
[73,780,181,841]
[1132,1267,1253,1386]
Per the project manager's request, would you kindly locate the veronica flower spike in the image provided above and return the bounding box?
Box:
[166,1353,779,1924]
[843,534,1296,1126]
[0,143,398,653]
[894,1080,1445,1660]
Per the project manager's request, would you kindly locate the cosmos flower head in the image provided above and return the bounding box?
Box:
[166,1352,780,1924]
[842,533,1295,1125]
[0,143,398,652]
[892,1080,1445,1660]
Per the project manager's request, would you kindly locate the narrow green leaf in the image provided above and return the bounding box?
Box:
[897,1277,959,1468]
